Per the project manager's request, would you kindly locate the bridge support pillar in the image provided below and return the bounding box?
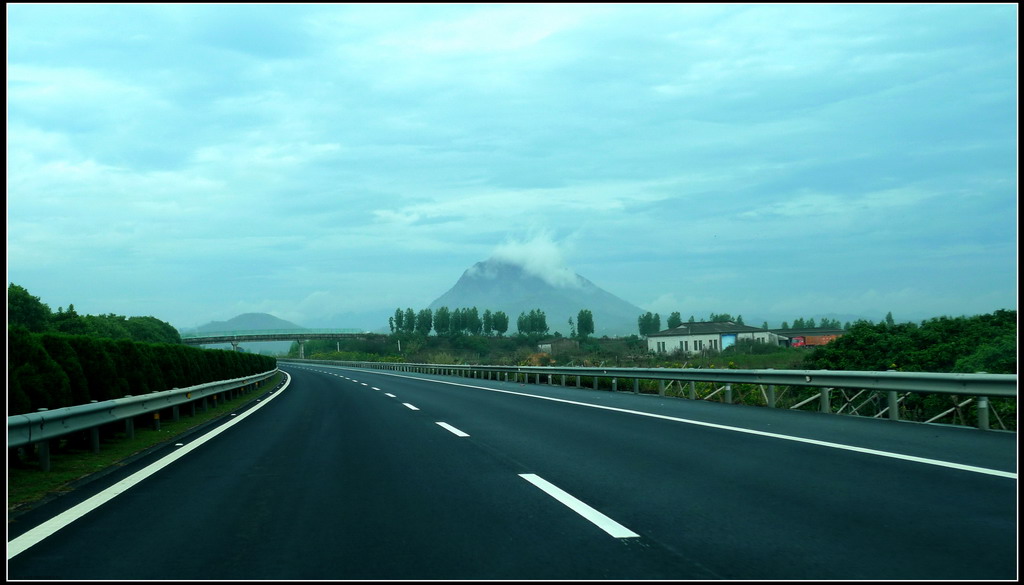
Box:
[299,340,306,359]
[231,341,239,352]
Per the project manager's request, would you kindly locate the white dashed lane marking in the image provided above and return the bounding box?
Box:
[519,473,639,539]
[436,422,470,437]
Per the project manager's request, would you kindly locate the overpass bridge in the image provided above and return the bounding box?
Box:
[181,329,368,358]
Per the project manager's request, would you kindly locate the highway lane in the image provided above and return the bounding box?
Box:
[294,364,1017,580]
[7,364,1017,580]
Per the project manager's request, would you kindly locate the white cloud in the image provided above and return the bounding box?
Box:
[6,4,1016,330]
[489,231,582,289]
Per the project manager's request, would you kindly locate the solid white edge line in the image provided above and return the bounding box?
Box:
[520,473,639,539]
[7,372,293,560]
[436,422,470,437]
[322,368,1016,480]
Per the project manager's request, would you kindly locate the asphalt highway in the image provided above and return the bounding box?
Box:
[7,364,1017,580]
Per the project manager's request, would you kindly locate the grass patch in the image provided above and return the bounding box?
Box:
[7,372,284,514]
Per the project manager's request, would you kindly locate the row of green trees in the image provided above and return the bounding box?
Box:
[387,307,874,339]
[779,317,844,329]
[654,311,934,333]
[391,306,602,339]
[7,284,277,415]
[8,329,277,416]
[392,306,566,337]
[8,284,181,344]
[804,310,1016,373]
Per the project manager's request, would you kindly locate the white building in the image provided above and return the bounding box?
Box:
[646,321,783,355]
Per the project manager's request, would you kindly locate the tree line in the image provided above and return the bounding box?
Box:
[8,283,182,343]
[389,306,606,340]
[390,306,859,339]
[390,307,512,336]
[390,306,577,338]
[645,310,883,333]
[805,310,1016,373]
[7,284,276,415]
[8,329,276,416]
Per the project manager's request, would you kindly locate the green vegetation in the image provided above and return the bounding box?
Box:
[297,309,1017,376]
[8,330,275,416]
[804,310,1016,374]
[9,283,182,344]
[7,284,276,415]
[294,309,1016,431]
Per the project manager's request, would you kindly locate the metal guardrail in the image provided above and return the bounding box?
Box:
[281,360,1017,430]
[7,369,279,470]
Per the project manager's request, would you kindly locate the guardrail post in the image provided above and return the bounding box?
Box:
[576,375,581,387]
[593,375,599,390]
[172,405,180,422]
[977,396,990,430]
[153,411,161,431]
[125,416,135,440]
[658,380,665,396]
[88,400,101,453]
[689,380,696,400]
[612,378,617,392]
[561,374,566,386]
[34,408,52,472]
[37,441,51,472]
[725,383,732,404]
[820,388,831,413]
[767,384,776,408]
[887,391,899,421]
[633,379,639,394]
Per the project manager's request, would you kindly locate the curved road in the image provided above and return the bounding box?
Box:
[7,364,1017,580]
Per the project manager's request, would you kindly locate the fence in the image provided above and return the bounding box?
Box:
[7,369,280,471]
[281,360,1016,431]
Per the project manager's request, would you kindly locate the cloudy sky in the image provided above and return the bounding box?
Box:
[7,3,1018,332]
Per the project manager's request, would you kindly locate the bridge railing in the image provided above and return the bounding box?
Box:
[181,328,365,339]
[281,359,1016,431]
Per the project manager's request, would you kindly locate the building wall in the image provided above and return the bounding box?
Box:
[648,330,781,355]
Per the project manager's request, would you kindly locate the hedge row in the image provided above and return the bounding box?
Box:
[7,329,277,416]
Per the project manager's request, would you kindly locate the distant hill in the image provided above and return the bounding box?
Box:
[180,312,306,355]
[428,258,647,337]
[191,312,306,333]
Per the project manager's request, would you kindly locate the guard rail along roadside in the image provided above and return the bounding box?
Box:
[280,359,1016,431]
[8,369,280,471]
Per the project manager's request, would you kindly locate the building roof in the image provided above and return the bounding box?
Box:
[648,321,771,337]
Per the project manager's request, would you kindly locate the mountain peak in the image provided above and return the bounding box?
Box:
[467,257,583,290]
[429,258,646,336]
[191,312,305,333]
